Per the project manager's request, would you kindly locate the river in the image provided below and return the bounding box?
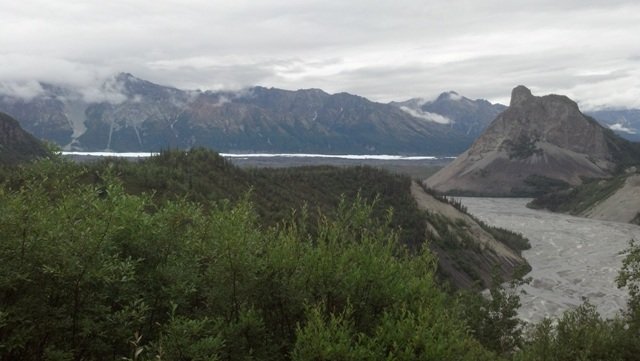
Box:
[458,197,640,323]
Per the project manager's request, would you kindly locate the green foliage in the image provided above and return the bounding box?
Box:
[529,174,627,214]
[515,303,634,361]
[521,175,571,197]
[482,225,531,254]
[617,239,640,330]
[419,182,468,213]
[81,149,426,250]
[457,271,530,356]
[0,162,496,360]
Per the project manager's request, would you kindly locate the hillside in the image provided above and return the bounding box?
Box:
[0,112,49,165]
[4,148,528,288]
[0,73,473,155]
[411,182,529,288]
[529,167,640,224]
[426,86,640,196]
[94,149,530,287]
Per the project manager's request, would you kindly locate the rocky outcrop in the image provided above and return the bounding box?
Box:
[426,86,632,196]
[0,112,49,165]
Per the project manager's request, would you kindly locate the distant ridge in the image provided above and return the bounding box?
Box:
[0,73,475,155]
[391,91,507,140]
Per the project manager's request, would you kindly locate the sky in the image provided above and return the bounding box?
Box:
[0,0,639,109]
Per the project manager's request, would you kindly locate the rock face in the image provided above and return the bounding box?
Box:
[0,74,473,155]
[0,112,49,165]
[427,86,632,196]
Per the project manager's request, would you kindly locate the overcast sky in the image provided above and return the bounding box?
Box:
[1,0,639,109]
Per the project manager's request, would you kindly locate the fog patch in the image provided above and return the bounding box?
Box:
[0,80,45,100]
[609,123,637,134]
[399,106,452,124]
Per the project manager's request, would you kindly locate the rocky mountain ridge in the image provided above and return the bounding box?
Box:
[390,91,507,140]
[0,74,474,155]
[426,86,640,196]
[587,109,640,142]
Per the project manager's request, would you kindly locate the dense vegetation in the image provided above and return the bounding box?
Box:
[68,149,528,288]
[0,158,499,360]
[528,173,628,213]
[2,151,640,360]
[78,149,426,250]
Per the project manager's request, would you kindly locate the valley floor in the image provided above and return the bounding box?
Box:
[459,197,640,322]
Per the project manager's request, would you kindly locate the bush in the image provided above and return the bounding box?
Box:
[0,161,496,360]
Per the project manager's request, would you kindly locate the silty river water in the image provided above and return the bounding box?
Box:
[459,197,640,323]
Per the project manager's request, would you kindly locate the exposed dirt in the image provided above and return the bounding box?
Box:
[583,174,640,223]
[410,181,527,288]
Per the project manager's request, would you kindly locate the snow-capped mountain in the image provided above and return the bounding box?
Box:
[390,91,507,140]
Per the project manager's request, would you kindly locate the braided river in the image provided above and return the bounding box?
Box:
[459,197,640,322]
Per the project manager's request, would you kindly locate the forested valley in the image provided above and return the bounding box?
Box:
[1,149,640,360]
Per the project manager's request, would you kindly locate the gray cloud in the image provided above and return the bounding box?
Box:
[0,0,639,108]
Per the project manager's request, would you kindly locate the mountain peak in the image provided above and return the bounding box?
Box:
[510,85,533,106]
[427,87,626,196]
[115,72,137,81]
[436,91,463,102]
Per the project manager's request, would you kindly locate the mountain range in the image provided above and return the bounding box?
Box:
[586,109,640,142]
[0,73,638,155]
[0,74,475,155]
[390,91,507,140]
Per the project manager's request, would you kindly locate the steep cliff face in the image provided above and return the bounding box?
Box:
[0,112,49,165]
[427,86,634,196]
